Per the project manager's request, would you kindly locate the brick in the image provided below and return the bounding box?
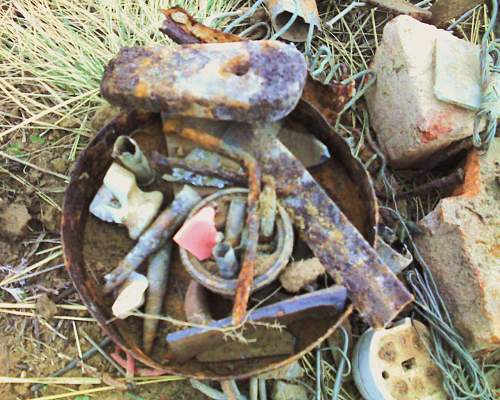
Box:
[366,15,481,167]
[415,139,500,351]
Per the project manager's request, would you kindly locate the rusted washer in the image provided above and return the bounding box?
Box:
[180,188,294,296]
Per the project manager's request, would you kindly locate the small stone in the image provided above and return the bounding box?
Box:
[415,138,500,351]
[279,258,325,293]
[41,206,61,233]
[13,383,29,396]
[0,202,31,238]
[36,294,58,320]
[49,157,67,174]
[272,382,308,400]
[366,16,482,167]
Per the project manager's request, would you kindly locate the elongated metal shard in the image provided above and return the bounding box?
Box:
[165,285,347,363]
[101,41,307,122]
[247,131,413,328]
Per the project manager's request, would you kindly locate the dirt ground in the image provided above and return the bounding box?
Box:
[0,109,209,399]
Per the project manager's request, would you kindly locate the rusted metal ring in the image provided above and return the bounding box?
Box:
[180,188,294,295]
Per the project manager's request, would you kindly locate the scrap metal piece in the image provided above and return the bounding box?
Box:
[165,285,347,363]
[366,0,432,20]
[197,328,296,362]
[259,175,277,239]
[143,242,173,354]
[430,0,484,27]
[101,41,307,123]
[375,238,413,275]
[112,135,155,186]
[163,119,261,326]
[266,0,321,42]
[103,186,202,293]
[225,197,247,247]
[252,133,413,327]
[151,151,246,186]
[158,7,355,124]
[160,7,241,44]
[212,242,239,279]
[170,118,412,327]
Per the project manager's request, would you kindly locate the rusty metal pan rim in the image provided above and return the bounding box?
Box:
[61,109,353,380]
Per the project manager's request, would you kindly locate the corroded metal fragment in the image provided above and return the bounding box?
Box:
[430,0,484,27]
[266,0,321,42]
[366,0,432,20]
[101,41,307,122]
[166,118,412,327]
[160,7,241,44]
[165,285,347,362]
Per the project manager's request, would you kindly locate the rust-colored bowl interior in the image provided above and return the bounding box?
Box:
[61,103,376,380]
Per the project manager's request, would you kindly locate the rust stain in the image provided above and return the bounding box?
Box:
[452,148,481,197]
[134,82,149,98]
[419,113,453,143]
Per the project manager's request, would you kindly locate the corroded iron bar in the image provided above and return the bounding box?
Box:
[165,286,347,362]
[101,41,307,123]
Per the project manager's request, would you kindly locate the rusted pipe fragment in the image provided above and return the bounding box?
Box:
[212,242,239,279]
[158,7,354,120]
[112,136,155,186]
[150,151,246,185]
[259,175,277,239]
[101,41,307,122]
[143,242,173,354]
[266,0,321,42]
[225,197,247,246]
[103,186,201,293]
[430,0,484,27]
[165,285,347,363]
[366,0,432,20]
[160,7,241,44]
[163,119,261,326]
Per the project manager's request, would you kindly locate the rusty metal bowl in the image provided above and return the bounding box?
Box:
[61,101,376,379]
[180,188,294,296]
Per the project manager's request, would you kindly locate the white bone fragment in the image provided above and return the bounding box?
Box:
[112,272,149,319]
[89,163,163,239]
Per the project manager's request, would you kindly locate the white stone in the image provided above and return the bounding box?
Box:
[434,33,500,114]
[112,272,149,319]
[366,15,483,167]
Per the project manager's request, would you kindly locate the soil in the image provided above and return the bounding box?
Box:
[0,115,207,400]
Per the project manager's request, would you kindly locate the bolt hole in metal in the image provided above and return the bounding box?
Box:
[402,357,416,371]
[382,371,389,379]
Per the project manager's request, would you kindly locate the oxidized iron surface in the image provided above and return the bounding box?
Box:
[101,41,307,122]
[163,117,413,327]
[165,285,347,363]
[160,7,242,44]
[61,108,357,378]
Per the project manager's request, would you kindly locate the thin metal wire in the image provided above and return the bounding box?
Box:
[224,0,266,33]
[240,21,271,40]
[315,346,322,400]
[330,327,349,400]
[473,0,499,150]
[326,2,367,27]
